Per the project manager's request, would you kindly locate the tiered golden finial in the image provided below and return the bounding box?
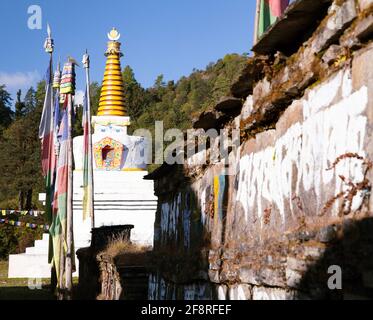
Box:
[97,28,126,116]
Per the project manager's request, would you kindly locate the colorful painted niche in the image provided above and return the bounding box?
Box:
[94,137,124,170]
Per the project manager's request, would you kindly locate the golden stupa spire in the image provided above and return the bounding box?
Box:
[97,28,126,117]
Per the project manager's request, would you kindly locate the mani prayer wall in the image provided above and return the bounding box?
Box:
[146,0,373,300]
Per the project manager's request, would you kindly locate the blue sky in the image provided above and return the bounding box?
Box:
[0,0,255,105]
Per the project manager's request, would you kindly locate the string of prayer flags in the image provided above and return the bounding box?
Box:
[0,218,49,231]
[0,209,45,217]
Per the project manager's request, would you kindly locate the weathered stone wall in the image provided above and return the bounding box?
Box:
[97,253,123,300]
[148,0,373,300]
[78,248,150,300]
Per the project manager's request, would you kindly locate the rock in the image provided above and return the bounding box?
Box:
[216,284,228,300]
[286,268,304,289]
[221,249,236,261]
[298,230,318,242]
[230,57,267,98]
[299,71,317,91]
[273,51,288,66]
[303,245,326,259]
[219,268,238,283]
[208,270,220,283]
[322,45,347,65]
[285,86,301,97]
[238,267,261,286]
[209,261,221,271]
[252,0,333,55]
[286,257,309,272]
[208,249,221,270]
[316,225,338,243]
[241,96,254,121]
[253,78,271,105]
[312,0,357,53]
[359,0,373,11]
[260,267,286,287]
[286,230,316,242]
[252,286,297,300]
[355,14,373,41]
[352,42,373,97]
[214,97,242,113]
[192,111,219,130]
[228,284,252,300]
[209,257,222,270]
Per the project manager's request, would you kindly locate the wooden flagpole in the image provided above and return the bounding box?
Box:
[48,45,57,293]
[253,0,261,45]
[58,236,65,300]
[65,92,74,299]
[83,51,95,229]
[43,23,61,296]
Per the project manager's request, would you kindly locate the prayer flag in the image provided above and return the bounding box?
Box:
[39,59,57,225]
[82,86,94,221]
[258,0,289,38]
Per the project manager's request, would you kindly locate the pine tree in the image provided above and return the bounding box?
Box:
[0,82,46,258]
[122,66,151,125]
[89,82,101,116]
[0,85,13,130]
[0,81,45,209]
[23,87,37,114]
[15,90,26,119]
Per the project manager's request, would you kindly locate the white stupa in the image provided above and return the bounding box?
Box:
[8,29,157,278]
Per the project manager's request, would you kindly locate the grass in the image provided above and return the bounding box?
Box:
[101,233,151,259]
[0,260,55,300]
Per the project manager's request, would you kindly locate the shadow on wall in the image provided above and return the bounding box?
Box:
[149,163,373,300]
[148,164,216,299]
[295,217,373,300]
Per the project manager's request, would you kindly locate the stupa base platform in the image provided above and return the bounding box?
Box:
[8,233,85,279]
[8,171,157,279]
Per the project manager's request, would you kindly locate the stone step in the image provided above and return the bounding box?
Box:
[34,239,48,248]
[8,253,79,279]
[8,253,51,278]
[26,247,47,255]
